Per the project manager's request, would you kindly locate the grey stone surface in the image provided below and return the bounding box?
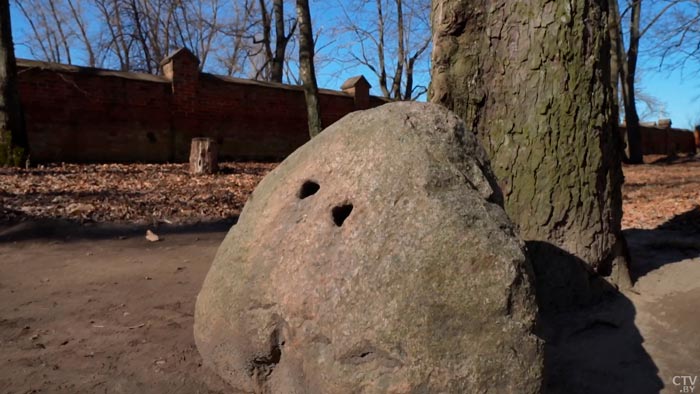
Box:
[194,102,543,393]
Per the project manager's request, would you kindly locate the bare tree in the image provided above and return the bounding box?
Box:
[250,0,297,82]
[0,0,28,166]
[611,0,679,163]
[10,0,331,84]
[14,0,69,63]
[296,0,321,137]
[215,0,258,76]
[332,0,430,100]
[648,0,700,73]
[66,0,98,66]
[611,0,644,163]
[15,0,244,73]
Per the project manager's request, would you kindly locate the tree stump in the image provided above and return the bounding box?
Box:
[189,138,218,175]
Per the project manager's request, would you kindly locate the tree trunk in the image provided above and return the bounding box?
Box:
[270,0,293,83]
[608,0,626,161]
[189,138,218,175]
[390,0,405,100]
[0,0,28,167]
[296,0,322,138]
[431,0,631,308]
[621,0,644,164]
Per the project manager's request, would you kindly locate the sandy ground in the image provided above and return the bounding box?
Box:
[1,158,699,394]
[1,225,698,394]
[0,229,234,394]
[541,227,700,394]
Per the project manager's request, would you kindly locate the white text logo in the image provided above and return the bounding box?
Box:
[673,376,698,393]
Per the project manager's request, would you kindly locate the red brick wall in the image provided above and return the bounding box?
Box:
[619,125,697,156]
[17,54,387,163]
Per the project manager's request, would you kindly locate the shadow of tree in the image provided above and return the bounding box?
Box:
[528,241,663,394]
[656,205,700,233]
[646,154,698,165]
[625,206,700,281]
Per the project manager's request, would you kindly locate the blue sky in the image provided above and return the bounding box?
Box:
[640,65,698,128]
[9,2,699,128]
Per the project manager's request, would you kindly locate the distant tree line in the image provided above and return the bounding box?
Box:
[11,0,432,101]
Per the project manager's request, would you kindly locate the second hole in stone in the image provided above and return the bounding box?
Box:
[332,204,353,227]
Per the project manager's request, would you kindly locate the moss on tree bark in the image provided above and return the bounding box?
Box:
[430,0,631,308]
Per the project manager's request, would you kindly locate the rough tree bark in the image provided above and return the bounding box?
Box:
[296,0,322,138]
[0,0,28,167]
[431,0,631,308]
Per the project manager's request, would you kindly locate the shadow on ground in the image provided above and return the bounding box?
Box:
[0,216,238,243]
[625,206,700,281]
[529,241,664,394]
[646,154,699,165]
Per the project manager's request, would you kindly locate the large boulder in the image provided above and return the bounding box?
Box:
[194,102,543,393]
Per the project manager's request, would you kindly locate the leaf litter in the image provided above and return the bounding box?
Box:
[1,158,698,232]
[0,162,276,225]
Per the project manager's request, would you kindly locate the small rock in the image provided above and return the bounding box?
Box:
[145,230,160,242]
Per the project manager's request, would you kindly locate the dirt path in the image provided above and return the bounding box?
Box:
[0,225,698,394]
[627,230,700,394]
[631,258,700,394]
[0,229,233,394]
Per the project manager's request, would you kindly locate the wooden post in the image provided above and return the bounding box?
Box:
[189,138,218,175]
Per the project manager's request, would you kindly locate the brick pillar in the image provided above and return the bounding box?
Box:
[161,48,200,112]
[694,126,700,151]
[160,48,201,161]
[341,76,371,110]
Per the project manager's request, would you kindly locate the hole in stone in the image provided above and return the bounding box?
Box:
[249,328,282,379]
[298,180,320,199]
[332,204,353,227]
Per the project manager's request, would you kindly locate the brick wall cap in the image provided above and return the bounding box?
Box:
[657,118,672,128]
[204,73,360,97]
[17,58,169,83]
[160,48,201,66]
[341,75,371,90]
